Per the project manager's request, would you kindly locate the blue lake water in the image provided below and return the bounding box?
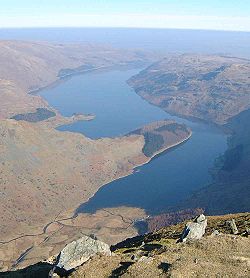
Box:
[0,27,245,215]
[39,68,227,215]
[41,68,168,138]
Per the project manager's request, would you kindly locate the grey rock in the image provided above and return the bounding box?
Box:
[180,214,207,242]
[56,235,111,271]
[211,230,220,236]
[130,249,147,262]
[196,214,206,223]
[138,256,153,263]
[227,219,238,235]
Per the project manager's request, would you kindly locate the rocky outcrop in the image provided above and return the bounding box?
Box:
[69,212,250,278]
[56,235,111,271]
[2,213,249,277]
[180,214,207,242]
[227,219,239,235]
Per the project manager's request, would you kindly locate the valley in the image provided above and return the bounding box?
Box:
[0,0,249,275]
[128,54,250,226]
[0,41,191,271]
[0,40,249,273]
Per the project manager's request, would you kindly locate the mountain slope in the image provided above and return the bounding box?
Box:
[2,213,249,277]
[129,54,250,124]
[0,40,153,119]
[70,213,250,278]
[128,54,250,215]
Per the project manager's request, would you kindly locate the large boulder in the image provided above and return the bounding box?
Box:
[56,235,111,271]
[180,214,207,242]
[226,219,238,234]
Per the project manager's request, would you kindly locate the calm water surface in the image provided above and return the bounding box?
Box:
[41,68,167,138]
[40,68,227,214]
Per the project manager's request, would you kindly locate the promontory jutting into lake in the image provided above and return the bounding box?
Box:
[1,0,250,275]
[40,67,227,215]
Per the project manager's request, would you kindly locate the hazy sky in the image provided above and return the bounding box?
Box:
[0,0,250,31]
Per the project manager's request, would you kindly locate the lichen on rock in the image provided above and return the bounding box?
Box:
[56,235,111,271]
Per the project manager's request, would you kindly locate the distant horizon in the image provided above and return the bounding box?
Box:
[0,26,250,34]
[1,1,250,32]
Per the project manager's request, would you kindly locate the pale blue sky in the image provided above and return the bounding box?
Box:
[0,0,250,31]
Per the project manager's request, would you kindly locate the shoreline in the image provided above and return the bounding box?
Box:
[145,131,192,161]
[28,62,148,96]
[133,90,228,131]
[25,64,194,226]
[26,63,147,129]
[75,130,192,216]
[17,61,193,222]
[27,66,110,96]
[1,118,193,270]
[4,64,195,269]
[25,62,193,222]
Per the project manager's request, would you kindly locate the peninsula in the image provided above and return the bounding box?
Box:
[0,41,190,271]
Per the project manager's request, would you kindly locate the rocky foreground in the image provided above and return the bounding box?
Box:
[2,212,249,277]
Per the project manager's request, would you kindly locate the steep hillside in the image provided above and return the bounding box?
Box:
[130,120,191,157]
[128,54,250,216]
[1,44,249,274]
[129,54,250,124]
[0,40,153,119]
[0,119,147,270]
[181,109,250,214]
[0,41,186,271]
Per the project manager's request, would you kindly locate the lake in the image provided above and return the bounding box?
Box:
[39,68,227,215]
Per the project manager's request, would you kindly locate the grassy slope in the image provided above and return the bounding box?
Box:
[2,213,249,277]
[69,213,250,278]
